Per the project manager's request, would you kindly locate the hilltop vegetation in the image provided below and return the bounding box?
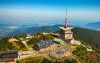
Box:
[0,38,14,52]
[0,35,27,52]
[72,45,100,63]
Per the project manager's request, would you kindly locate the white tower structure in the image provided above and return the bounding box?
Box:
[59,10,74,43]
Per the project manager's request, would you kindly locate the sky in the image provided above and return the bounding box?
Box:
[0,0,100,26]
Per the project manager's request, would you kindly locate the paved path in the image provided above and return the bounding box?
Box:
[22,40,30,51]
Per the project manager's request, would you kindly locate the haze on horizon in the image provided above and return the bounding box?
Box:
[0,0,100,26]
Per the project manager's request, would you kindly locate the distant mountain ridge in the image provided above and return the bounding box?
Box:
[8,25,64,37]
[0,22,100,39]
[85,22,100,31]
[25,25,63,33]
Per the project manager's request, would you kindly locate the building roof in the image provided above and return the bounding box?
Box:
[0,50,18,55]
[53,38,65,46]
[36,40,53,49]
[54,38,62,43]
[59,27,74,30]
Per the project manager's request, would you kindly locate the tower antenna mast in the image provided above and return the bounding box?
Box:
[65,9,68,28]
[66,9,67,16]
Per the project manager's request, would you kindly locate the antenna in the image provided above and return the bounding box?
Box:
[66,9,67,16]
[66,9,68,19]
[64,9,68,28]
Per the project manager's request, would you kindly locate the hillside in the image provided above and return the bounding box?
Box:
[7,25,63,37]
[25,25,61,33]
[72,27,100,53]
[0,35,28,52]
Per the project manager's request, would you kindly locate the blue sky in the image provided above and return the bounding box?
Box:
[0,0,100,26]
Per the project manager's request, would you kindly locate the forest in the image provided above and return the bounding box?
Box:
[72,27,100,53]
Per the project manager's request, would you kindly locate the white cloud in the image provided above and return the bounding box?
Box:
[8,26,18,29]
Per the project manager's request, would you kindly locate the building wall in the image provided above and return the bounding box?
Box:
[60,28,73,40]
[65,33,73,39]
[0,51,18,62]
